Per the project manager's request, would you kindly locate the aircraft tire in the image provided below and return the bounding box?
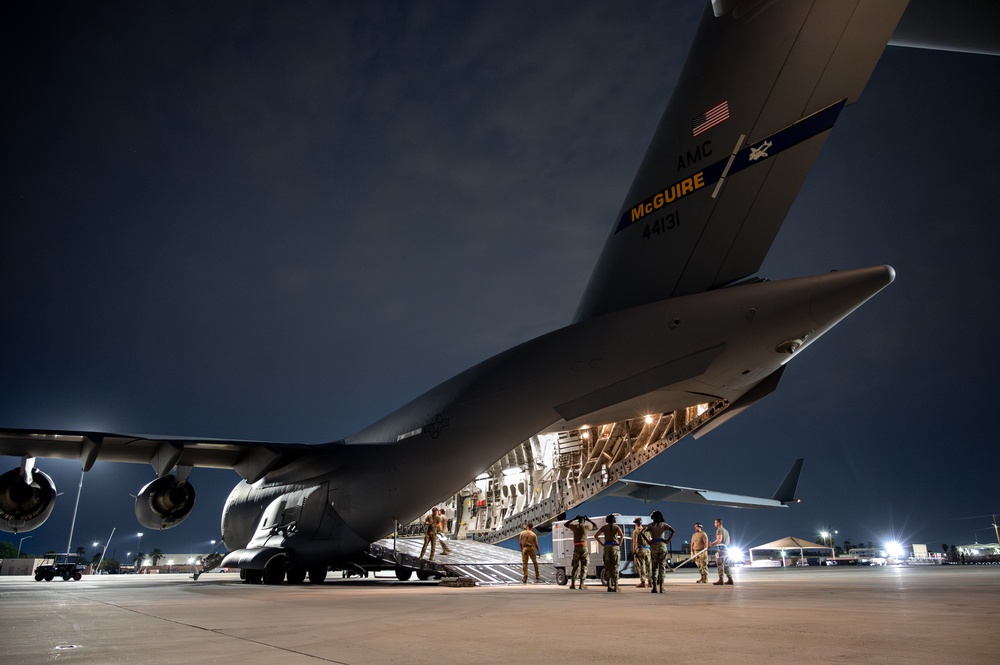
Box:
[308,567,327,584]
[286,567,307,584]
[243,569,263,584]
[262,558,285,585]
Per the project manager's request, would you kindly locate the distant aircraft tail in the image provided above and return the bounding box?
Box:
[573,0,907,322]
[771,458,804,504]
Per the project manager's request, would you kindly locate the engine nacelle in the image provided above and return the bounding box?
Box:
[135,475,196,530]
[0,467,57,533]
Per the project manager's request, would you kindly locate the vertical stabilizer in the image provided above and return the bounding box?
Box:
[574,0,908,322]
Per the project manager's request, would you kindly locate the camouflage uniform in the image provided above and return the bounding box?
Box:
[435,510,452,555]
[632,520,651,587]
[691,524,709,583]
[519,525,540,583]
[567,521,592,589]
[713,521,733,584]
[419,510,438,560]
[595,520,623,592]
[647,519,675,593]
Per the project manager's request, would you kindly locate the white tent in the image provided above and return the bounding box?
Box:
[749,536,834,564]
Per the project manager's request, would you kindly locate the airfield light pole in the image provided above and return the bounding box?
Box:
[17,535,32,556]
[95,527,115,574]
[65,467,86,554]
[137,532,144,570]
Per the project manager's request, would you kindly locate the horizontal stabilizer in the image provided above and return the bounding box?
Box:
[593,457,804,509]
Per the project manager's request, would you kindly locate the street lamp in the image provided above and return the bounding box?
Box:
[137,532,144,570]
[17,535,32,556]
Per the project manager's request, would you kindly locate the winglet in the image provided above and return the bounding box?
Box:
[771,458,804,504]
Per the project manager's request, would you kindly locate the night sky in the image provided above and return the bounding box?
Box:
[3,2,998,561]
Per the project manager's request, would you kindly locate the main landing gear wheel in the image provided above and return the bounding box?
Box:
[308,567,327,584]
[286,567,307,585]
[262,558,286,585]
[243,569,263,584]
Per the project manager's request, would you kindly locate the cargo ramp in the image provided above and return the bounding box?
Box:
[367,537,555,586]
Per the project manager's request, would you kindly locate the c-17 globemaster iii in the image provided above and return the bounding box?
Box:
[2,0,996,583]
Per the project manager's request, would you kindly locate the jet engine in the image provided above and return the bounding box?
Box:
[0,466,57,533]
[134,475,196,530]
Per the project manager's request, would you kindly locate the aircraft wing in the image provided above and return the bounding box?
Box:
[592,458,804,509]
[0,427,323,484]
[574,0,909,321]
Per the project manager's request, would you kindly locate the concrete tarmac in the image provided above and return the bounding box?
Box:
[1,565,997,664]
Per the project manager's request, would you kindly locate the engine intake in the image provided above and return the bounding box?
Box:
[135,475,196,530]
[0,467,57,533]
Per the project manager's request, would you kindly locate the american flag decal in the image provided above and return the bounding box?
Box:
[692,100,729,136]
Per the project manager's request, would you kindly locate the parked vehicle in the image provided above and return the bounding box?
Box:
[34,553,87,581]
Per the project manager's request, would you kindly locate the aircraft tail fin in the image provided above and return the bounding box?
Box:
[574,0,908,322]
[771,458,804,504]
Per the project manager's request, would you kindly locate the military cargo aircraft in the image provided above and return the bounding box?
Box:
[2,0,995,583]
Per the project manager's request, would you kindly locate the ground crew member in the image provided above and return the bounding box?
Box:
[566,515,596,589]
[711,517,733,585]
[420,507,440,560]
[691,522,709,583]
[519,522,541,583]
[632,517,651,588]
[646,510,675,593]
[594,514,624,592]
[435,507,452,556]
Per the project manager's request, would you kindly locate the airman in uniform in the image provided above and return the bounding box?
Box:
[632,517,651,588]
[646,510,675,593]
[711,518,733,585]
[594,514,624,592]
[690,522,709,583]
[435,507,452,556]
[566,515,596,589]
[420,507,440,560]
[519,522,541,583]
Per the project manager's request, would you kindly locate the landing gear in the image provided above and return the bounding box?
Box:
[286,567,307,585]
[243,569,263,584]
[262,558,285,585]
[308,567,328,584]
